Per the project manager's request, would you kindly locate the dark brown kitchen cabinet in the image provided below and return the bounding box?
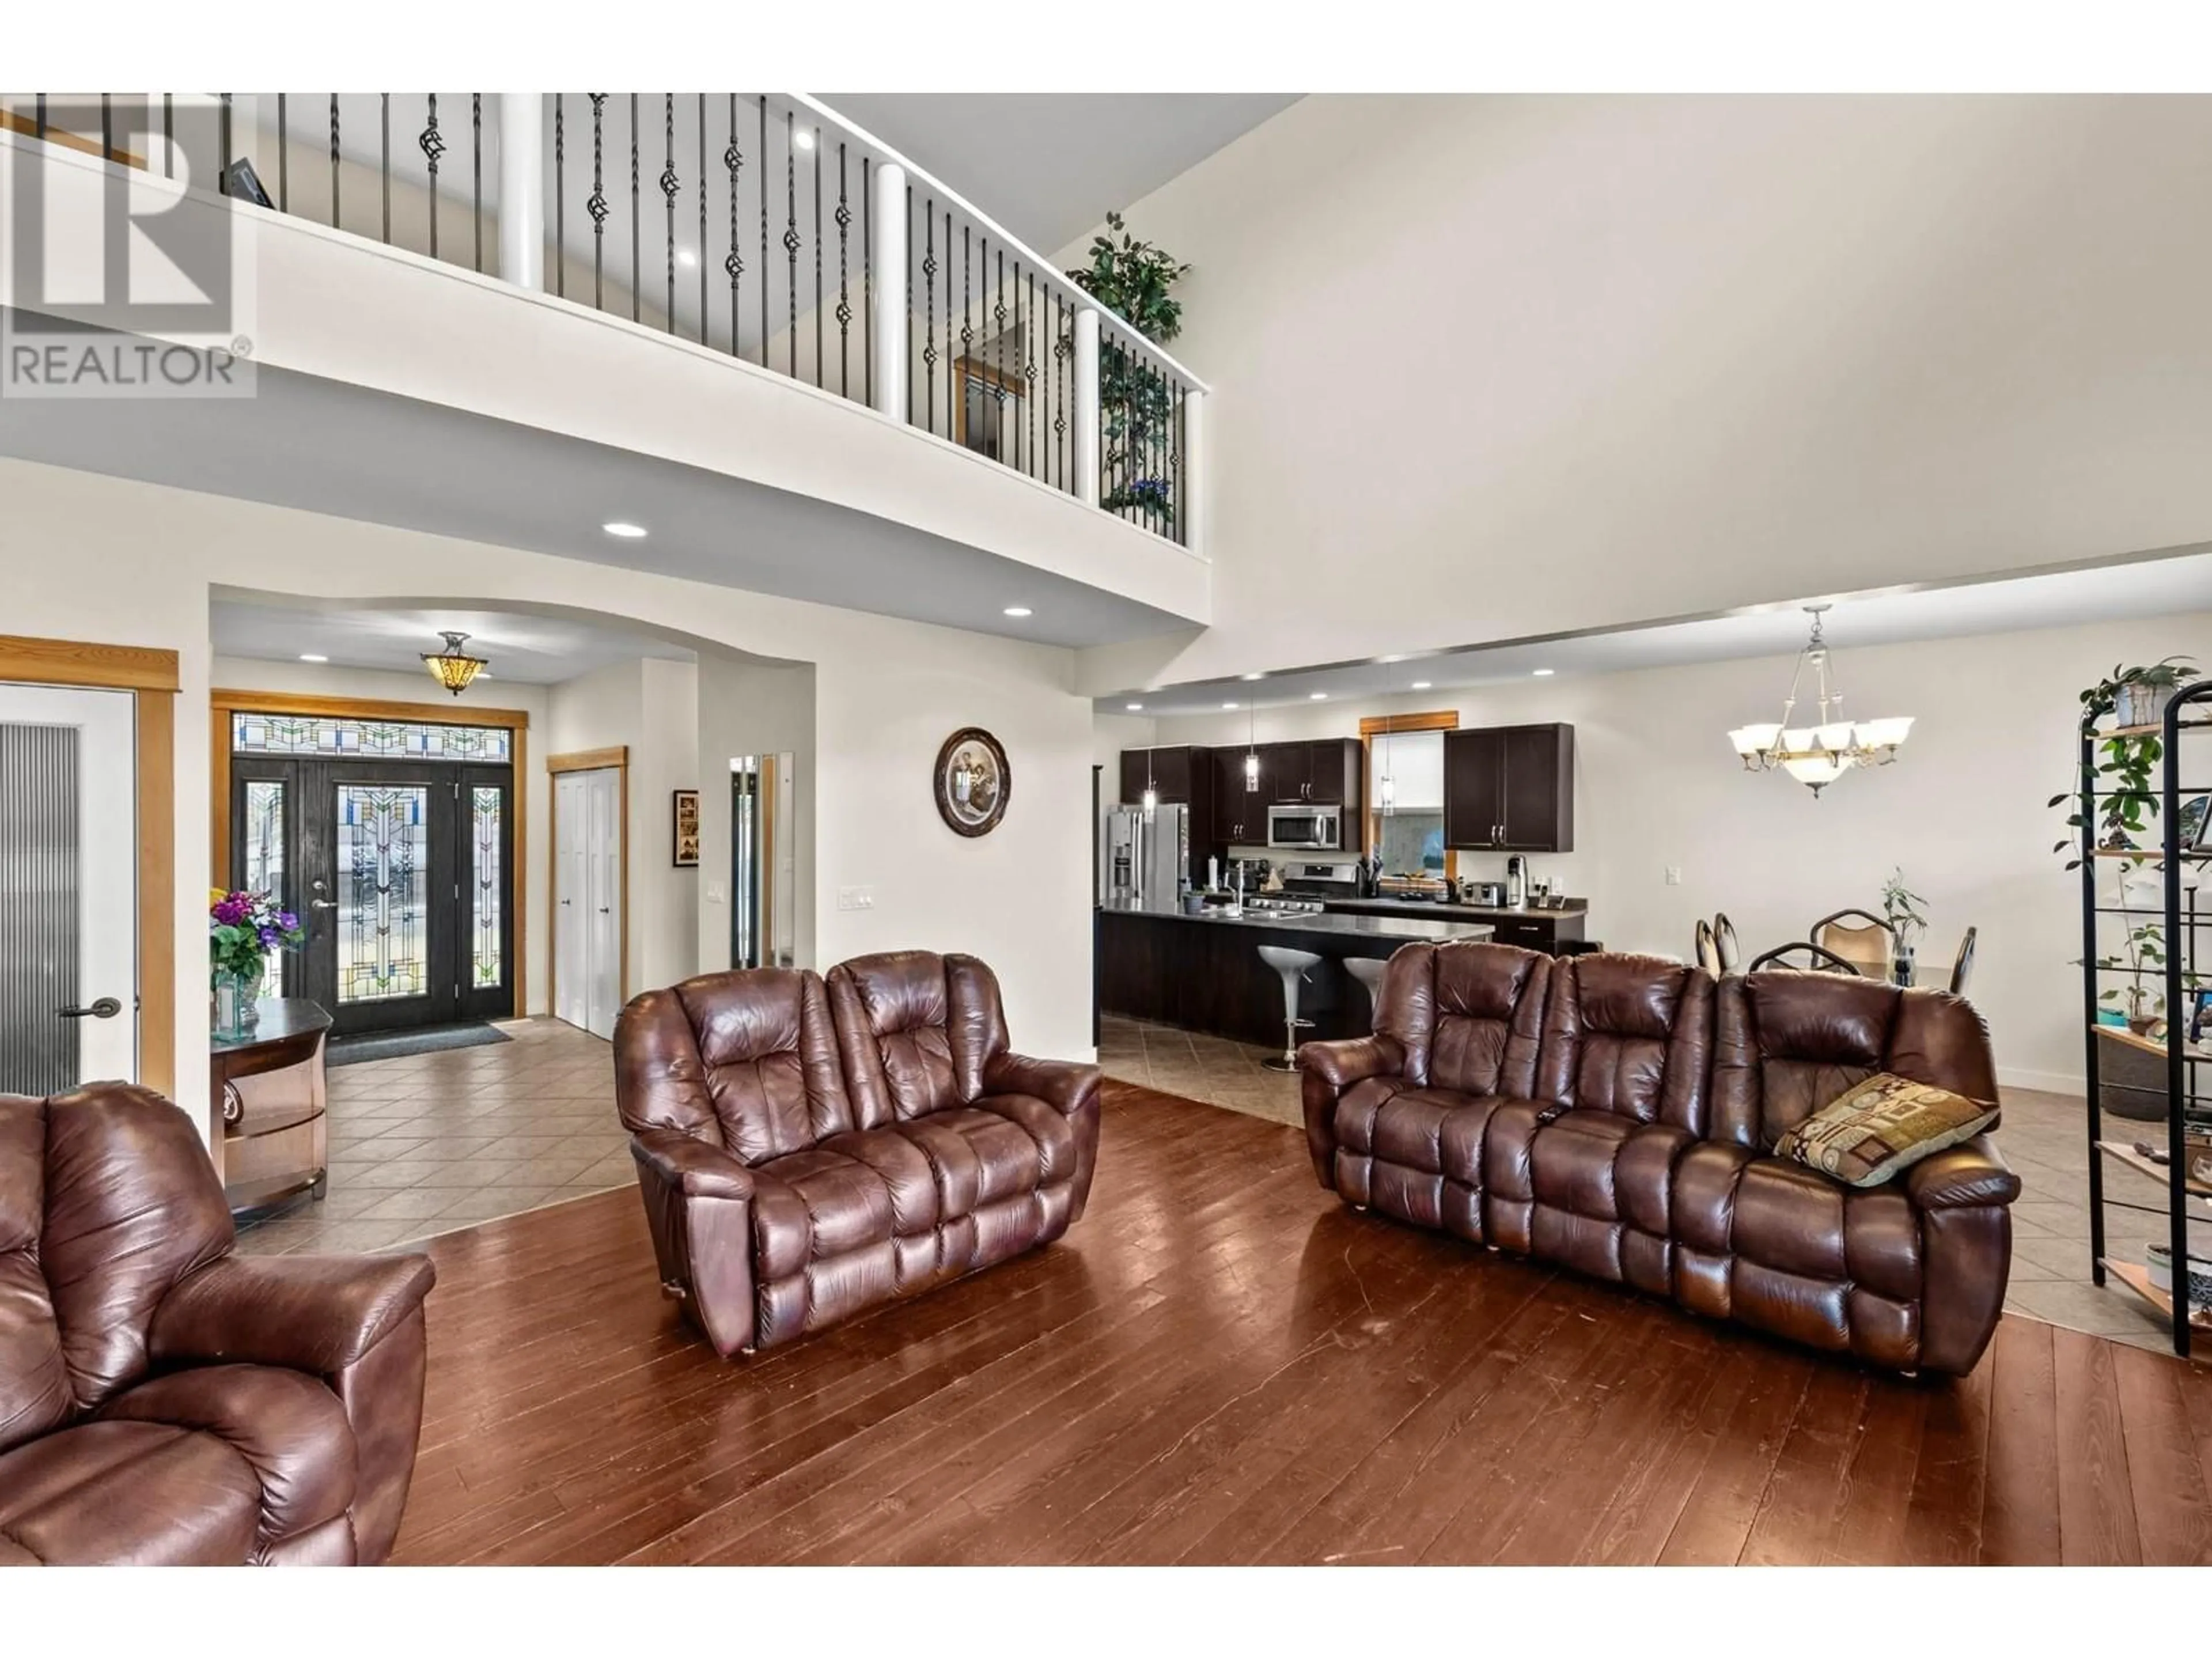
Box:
[1445,724,1574,852]
[1264,741,1309,804]
[1118,745,1205,807]
[1303,738,1361,806]
[1211,747,1266,845]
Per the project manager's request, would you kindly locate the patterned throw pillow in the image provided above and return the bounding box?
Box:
[1774,1073,1998,1188]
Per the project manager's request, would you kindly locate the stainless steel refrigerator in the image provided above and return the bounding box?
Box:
[1100,803,1190,913]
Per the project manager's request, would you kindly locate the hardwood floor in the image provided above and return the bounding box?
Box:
[391,1081,2212,1565]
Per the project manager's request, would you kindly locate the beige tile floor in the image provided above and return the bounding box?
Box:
[233,1017,635,1258]
[1099,1014,2191,1357]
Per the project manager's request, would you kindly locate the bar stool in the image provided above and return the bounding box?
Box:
[1344,956,1388,1024]
[1257,945,1321,1072]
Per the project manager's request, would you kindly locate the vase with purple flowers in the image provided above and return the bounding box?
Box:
[209,887,305,1040]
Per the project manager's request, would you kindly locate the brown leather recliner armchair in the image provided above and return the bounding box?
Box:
[1301,943,2017,1376]
[0,1085,435,1565]
[615,950,1103,1357]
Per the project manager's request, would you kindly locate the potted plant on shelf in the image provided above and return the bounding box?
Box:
[209,887,303,1040]
[2050,657,2200,861]
[1066,211,1191,523]
[2094,920,2203,1037]
[1879,866,1927,986]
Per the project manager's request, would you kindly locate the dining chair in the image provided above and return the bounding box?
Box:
[1747,941,1863,975]
[1694,919,1721,978]
[1712,912,1741,974]
[1949,926,1978,997]
[1810,908,1895,979]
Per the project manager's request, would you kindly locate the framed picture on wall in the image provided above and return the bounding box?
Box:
[672,788,700,867]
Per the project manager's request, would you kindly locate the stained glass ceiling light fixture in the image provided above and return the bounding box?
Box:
[422,631,488,697]
[1727,604,1912,797]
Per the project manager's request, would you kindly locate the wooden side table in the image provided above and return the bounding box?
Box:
[209,998,333,1217]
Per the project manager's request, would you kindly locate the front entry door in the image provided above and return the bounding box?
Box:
[232,757,514,1036]
[0,684,138,1093]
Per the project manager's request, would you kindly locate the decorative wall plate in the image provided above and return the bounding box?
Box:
[934,728,1010,837]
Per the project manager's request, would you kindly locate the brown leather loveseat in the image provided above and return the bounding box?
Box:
[615,950,1103,1357]
[0,1084,436,1565]
[1300,943,2017,1375]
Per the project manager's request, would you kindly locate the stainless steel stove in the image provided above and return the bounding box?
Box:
[1272,859,1361,908]
[1242,895,1327,916]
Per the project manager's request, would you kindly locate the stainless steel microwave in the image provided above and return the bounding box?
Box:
[1267,805,1343,850]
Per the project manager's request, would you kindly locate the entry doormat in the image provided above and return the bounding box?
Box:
[327,1022,514,1067]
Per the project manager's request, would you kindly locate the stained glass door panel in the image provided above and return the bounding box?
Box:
[335,784,430,1006]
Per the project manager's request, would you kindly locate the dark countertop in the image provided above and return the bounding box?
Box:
[210,997,334,1056]
[1102,903,1493,945]
[1321,897,1588,923]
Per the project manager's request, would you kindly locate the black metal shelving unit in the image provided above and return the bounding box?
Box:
[2079,681,2212,1357]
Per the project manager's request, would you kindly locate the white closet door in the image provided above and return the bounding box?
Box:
[0,685,137,1092]
[554,772,586,1031]
[584,768,622,1039]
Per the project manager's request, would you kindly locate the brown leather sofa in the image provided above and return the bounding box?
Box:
[1301,943,2017,1375]
[615,950,1103,1357]
[0,1084,435,1565]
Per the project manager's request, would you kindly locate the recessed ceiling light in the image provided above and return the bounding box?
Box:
[1410,680,1432,690]
[1222,700,1240,710]
[298,653,328,663]
[1309,692,1328,700]
[794,129,816,152]
[1532,668,1555,677]
[1240,672,1264,681]
[1125,702,1143,711]
[1003,605,1033,618]
[602,521,649,539]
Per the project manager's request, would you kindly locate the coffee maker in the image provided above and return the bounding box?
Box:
[1505,854,1529,909]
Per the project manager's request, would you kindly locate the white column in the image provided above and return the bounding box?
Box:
[869,161,908,419]
[1180,387,1207,556]
[1073,305,1102,508]
[498,94,546,290]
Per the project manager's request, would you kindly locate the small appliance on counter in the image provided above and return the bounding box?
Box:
[1377,874,1449,902]
[1505,855,1529,908]
[1464,880,1506,907]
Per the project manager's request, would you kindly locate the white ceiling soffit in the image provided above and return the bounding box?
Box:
[210,594,698,684]
[815,94,1303,253]
[1103,549,2212,714]
[0,352,1192,651]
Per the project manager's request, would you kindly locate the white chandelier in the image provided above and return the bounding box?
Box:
[1727,604,1912,797]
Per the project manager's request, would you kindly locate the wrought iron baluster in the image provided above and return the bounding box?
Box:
[661,93,677,332]
[783,108,798,379]
[724,97,743,358]
[1054,293,1069,491]
[421,94,442,260]
[378,94,388,243]
[757,97,768,371]
[472,94,483,271]
[221,94,233,193]
[921,199,937,433]
[1025,270,1037,479]
[101,94,112,166]
[835,143,851,398]
[959,226,972,444]
[327,96,340,226]
[35,94,46,139]
[628,93,639,323]
[276,93,287,209]
[697,96,707,342]
[588,94,607,309]
[994,247,1009,468]
[812,125,823,390]
[1173,381,1185,545]
[554,96,566,299]
[163,93,173,179]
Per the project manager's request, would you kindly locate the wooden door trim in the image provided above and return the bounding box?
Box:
[211,690,532,1020]
[546,750,630,1029]
[1361,711,1460,878]
[1,634,179,692]
[1,637,177,1096]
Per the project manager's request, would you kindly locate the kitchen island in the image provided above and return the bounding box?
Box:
[1319,896,1588,952]
[1096,903,1494,1050]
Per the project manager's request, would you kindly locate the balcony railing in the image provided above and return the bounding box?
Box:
[0,91,1209,553]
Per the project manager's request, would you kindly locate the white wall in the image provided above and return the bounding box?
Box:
[2,455,1101,1137]
[1075,95,2212,690]
[1129,611,2212,1094]
[210,655,554,1017]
